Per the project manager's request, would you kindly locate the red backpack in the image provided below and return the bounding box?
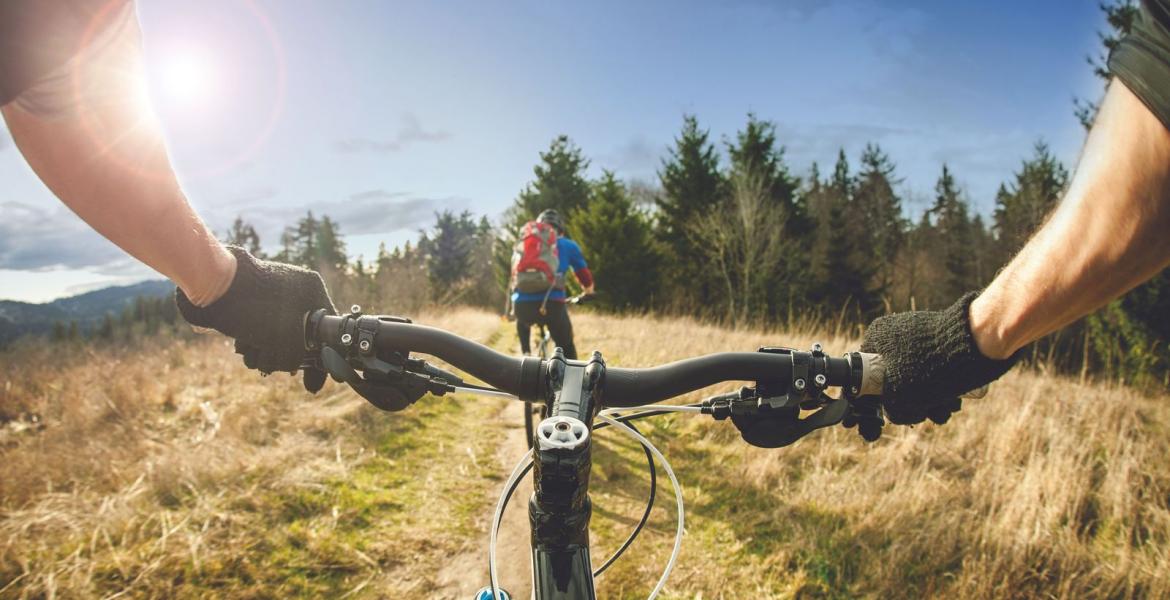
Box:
[511,221,560,294]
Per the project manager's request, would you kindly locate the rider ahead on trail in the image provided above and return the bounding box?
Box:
[512,209,594,360]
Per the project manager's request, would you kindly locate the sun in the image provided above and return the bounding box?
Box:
[158,48,217,107]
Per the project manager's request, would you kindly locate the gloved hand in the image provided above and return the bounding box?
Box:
[175,246,336,390]
[859,292,1019,426]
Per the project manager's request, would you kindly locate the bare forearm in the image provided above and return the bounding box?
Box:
[3,103,233,304]
[0,9,234,305]
[971,81,1170,358]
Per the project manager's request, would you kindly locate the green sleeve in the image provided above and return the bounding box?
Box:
[1109,0,1170,131]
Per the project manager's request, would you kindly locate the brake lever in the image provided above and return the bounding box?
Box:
[702,387,851,448]
[319,345,453,412]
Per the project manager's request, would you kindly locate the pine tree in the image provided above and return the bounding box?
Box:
[819,149,878,318]
[725,113,807,319]
[371,239,431,313]
[970,214,996,289]
[224,216,263,256]
[315,216,348,272]
[854,143,905,306]
[1075,0,1139,128]
[928,164,976,303]
[293,211,319,267]
[656,115,725,308]
[993,141,1067,250]
[726,113,802,224]
[273,211,319,267]
[276,229,296,264]
[466,216,500,308]
[897,212,935,311]
[572,171,660,309]
[507,135,592,229]
[421,210,494,304]
[804,163,832,295]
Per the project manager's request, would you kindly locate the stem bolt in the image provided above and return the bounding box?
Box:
[341,333,353,345]
[350,304,362,314]
[359,339,371,352]
[812,343,823,353]
[794,378,806,391]
[814,374,827,387]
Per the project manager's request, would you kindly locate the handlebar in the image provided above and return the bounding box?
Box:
[304,310,873,408]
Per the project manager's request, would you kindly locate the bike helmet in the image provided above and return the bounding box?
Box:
[536,209,565,234]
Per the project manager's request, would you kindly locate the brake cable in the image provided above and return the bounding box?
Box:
[488,407,691,600]
[591,404,700,576]
[595,413,685,600]
[591,416,655,577]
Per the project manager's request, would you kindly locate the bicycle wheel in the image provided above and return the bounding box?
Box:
[524,400,535,449]
[523,330,552,450]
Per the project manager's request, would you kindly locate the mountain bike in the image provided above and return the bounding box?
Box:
[303,307,977,600]
[523,293,593,451]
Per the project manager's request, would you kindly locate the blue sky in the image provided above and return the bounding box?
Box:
[1,0,1106,302]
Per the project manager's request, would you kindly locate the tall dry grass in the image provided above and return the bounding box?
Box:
[1,307,1167,598]
[0,308,502,598]
[568,311,1170,599]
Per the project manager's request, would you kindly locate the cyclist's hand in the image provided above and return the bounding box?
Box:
[859,292,1018,426]
[176,246,337,385]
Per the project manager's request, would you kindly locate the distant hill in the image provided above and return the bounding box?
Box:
[0,280,173,347]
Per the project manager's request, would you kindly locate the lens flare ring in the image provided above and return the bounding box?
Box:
[73,0,287,181]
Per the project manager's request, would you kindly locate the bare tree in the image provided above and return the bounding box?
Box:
[687,168,789,324]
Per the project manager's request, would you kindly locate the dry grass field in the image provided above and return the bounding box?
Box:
[2,307,1169,599]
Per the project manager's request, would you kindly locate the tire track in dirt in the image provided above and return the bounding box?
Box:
[434,322,535,599]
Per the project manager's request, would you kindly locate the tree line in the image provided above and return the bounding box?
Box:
[214,107,1164,389]
[49,295,186,344]
[79,0,1151,388]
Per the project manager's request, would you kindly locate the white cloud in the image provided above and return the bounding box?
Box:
[335,113,451,154]
[203,191,471,255]
[0,201,127,270]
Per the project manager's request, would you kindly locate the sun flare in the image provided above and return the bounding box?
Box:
[159,48,217,107]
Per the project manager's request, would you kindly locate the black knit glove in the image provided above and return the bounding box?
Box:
[859,292,1019,426]
[176,246,336,388]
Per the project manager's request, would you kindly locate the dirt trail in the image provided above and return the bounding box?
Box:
[434,325,535,599]
[431,399,533,599]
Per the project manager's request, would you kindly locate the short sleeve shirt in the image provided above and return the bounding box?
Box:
[0,0,134,108]
[1109,0,1170,130]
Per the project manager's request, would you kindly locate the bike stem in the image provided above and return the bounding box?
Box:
[529,348,604,599]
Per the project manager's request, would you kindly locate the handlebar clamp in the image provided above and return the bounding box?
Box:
[756,345,835,410]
